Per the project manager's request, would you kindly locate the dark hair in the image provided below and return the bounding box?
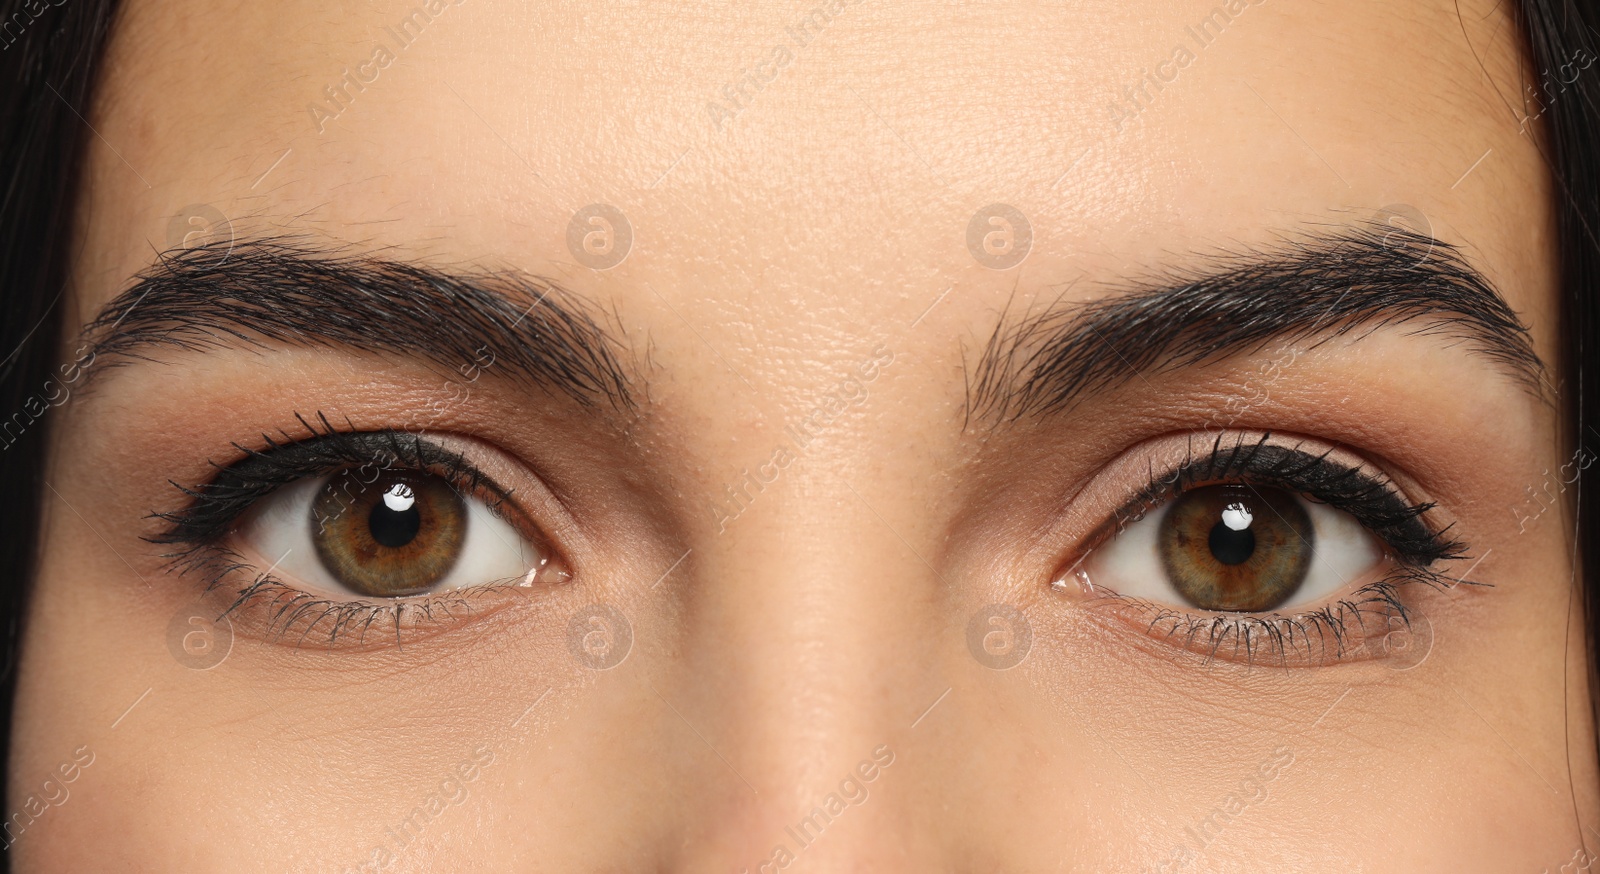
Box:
[1,0,1598,860]
[0,2,121,866]
[1526,8,1600,804]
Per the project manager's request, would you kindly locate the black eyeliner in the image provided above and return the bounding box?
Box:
[1077,431,1479,666]
[1113,431,1465,568]
[146,411,504,549]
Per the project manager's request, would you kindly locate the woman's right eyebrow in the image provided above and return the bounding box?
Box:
[76,237,639,413]
[967,222,1549,422]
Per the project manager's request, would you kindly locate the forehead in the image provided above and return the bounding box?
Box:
[76,0,1547,356]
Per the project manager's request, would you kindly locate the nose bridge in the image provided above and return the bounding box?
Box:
[676,462,934,868]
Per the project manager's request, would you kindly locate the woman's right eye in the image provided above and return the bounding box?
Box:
[149,417,575,644]
[240,467,544,600]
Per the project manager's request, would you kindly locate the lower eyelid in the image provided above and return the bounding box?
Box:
[206,572,538,651]
[1056,571,1442,668]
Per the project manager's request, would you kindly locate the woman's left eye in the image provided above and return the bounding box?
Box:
[240,467,542,600]
[1081,482,1383,613]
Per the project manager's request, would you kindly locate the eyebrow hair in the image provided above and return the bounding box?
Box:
[81,238,636,411]
[968,223,1547,422]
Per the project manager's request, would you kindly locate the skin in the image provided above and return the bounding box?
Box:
[9,0,1600,869]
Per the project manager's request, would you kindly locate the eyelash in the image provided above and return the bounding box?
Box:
[153,417,1469,661]
[148,412,529,648]
[1067,431,1478,666]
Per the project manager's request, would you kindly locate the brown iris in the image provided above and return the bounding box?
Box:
[1157,484,1314,612]
[310,470,467,597]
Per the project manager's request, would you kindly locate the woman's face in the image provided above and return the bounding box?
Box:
[10,0,1598,869]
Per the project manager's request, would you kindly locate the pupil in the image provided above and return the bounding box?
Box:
[1155,484,1315,613]
[369,484,422,548]
[1207,516,1256,565]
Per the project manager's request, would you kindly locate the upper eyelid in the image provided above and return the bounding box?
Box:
[1100,433,1460,564]
[147,422,511,546]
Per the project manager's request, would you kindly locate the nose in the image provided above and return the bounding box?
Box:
[489,346,1100,870]
[667,474,938,871]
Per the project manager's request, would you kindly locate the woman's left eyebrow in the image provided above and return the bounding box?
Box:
[968,222,1548,422]
[77,237,638,411]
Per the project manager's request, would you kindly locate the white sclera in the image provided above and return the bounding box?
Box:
[1082,491,1383,612]
[237,473,542,599]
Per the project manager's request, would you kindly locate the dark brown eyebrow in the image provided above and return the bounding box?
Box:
[968,223,1547,422]
[80,237,636,411]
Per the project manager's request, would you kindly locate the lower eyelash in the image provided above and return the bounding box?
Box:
[174,544,525,650]
[1077,565,1482,668]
